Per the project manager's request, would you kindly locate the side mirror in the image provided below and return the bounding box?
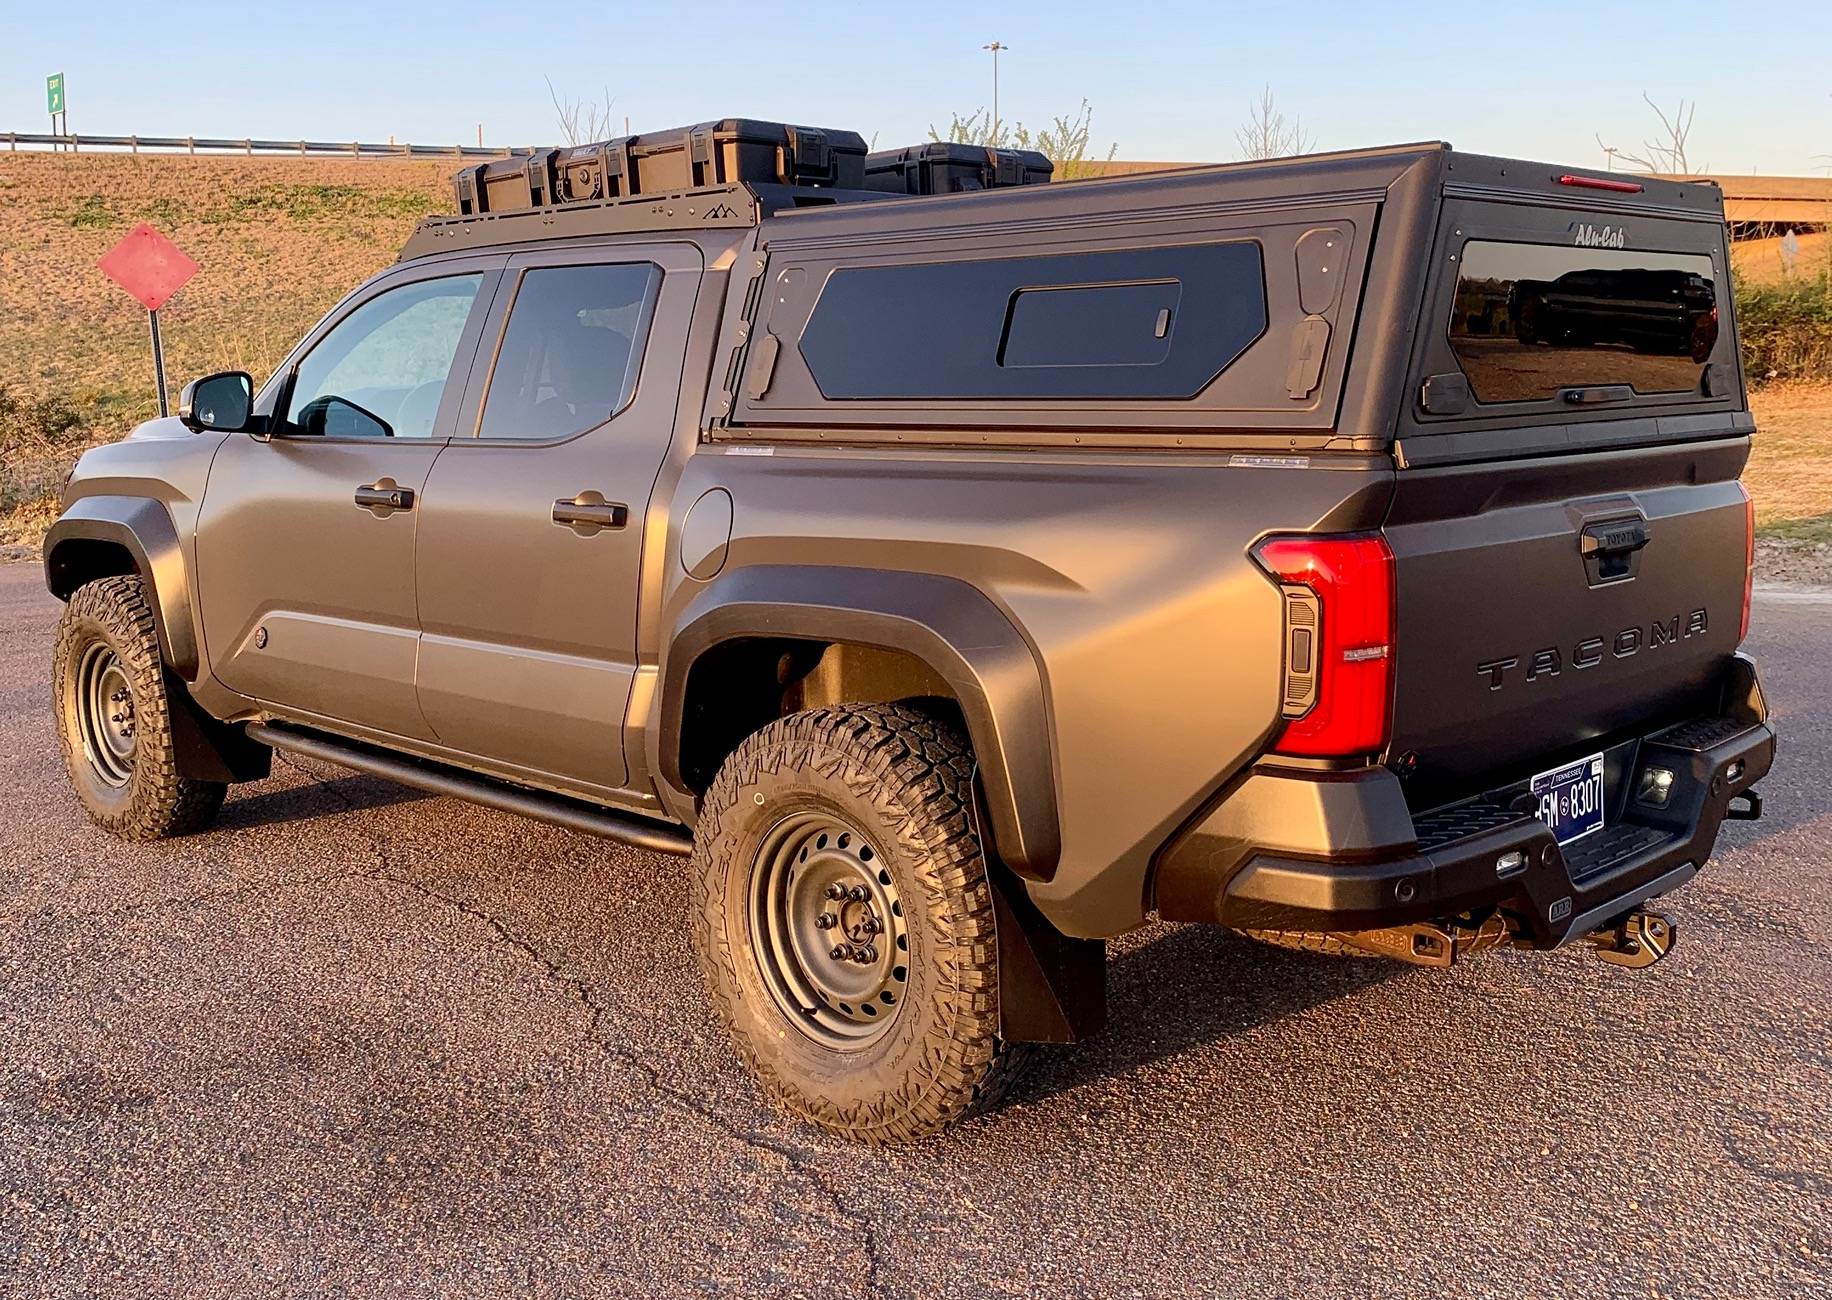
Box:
[177,371,254,433]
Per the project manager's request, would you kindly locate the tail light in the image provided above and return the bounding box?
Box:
[1253,534,1396,758]
[1555,174,1645,193]
[1739,484,1755,643]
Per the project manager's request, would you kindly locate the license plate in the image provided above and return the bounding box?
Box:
[1531,752,1606,845]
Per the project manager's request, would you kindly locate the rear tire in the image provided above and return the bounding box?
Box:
[52,575,226,841]
[690,703,1030,1144]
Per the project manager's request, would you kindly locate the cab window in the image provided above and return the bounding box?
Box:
[284,274,484,438]
[475,264,659,441]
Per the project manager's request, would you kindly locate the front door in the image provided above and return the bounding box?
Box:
[195,263,498,739]
[413,243,699,795]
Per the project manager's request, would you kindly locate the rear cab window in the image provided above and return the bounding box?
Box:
[473,262,660,441]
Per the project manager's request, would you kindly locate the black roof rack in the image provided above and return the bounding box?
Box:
[398,181,889,262]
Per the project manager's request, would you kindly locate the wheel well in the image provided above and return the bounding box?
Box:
[45,537,140,600]
[676,638,958,793]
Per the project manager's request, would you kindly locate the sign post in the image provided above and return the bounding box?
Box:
[46,73,66,147]
[97,224,199,418]
[146,312,169,415]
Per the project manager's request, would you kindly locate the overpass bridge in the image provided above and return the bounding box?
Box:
[1080,160,1832,237]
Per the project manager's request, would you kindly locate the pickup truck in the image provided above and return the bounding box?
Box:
[45,134,1775,1144]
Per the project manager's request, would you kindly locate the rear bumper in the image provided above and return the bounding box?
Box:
[1153,655,1774,948]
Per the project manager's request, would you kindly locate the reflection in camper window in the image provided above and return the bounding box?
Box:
[1448,242,1717,403]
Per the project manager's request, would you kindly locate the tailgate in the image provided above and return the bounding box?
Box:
[1383,439,1751,802]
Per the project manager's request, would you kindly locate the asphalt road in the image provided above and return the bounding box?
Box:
[2,562,1829,1300]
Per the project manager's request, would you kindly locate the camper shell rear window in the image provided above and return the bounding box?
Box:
[1449,241,1718,404]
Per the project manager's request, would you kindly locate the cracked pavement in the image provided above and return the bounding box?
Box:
[2,563,1830,1299]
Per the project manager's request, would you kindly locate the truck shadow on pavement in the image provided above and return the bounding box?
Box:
[1018,924,1406,1104]
[218,772,431,831]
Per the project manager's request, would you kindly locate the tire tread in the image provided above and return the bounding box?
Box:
[691,703,1031,1144]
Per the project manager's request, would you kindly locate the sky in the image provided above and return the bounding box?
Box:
[2,0,1828,175]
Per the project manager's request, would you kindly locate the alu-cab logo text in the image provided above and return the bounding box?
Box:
[1571,222,1628,249]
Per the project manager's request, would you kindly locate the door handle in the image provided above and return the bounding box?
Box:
[552,492,628,534]
[355,480,414,515]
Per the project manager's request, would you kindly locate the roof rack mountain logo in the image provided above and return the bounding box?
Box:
[1571,222,1628,249]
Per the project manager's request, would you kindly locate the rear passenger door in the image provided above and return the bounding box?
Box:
[413,243,699,796]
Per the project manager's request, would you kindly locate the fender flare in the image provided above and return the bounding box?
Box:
[659,565,1061,881]
[44,496,199,680]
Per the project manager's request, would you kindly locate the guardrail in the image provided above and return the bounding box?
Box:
[2,131,535,158]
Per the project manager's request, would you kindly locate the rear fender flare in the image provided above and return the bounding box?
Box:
[44,496,199,681]
[659,565,1061,881]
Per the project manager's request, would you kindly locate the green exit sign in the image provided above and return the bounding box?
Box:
[47,73,65,116]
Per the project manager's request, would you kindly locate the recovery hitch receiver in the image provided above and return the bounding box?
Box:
[1584,909,1676,970]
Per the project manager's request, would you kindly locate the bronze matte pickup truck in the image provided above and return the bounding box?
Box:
[45,128,1775,1143]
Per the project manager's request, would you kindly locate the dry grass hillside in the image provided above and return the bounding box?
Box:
[1,151,461,552]
[1,151,459,416]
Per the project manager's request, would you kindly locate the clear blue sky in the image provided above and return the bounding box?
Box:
[3,0,1828,174]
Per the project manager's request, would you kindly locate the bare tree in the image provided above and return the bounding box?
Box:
[546,78,618,145]
[1236,85,1314,161]
[1595,94,1704,175]
[929,100,1118,179]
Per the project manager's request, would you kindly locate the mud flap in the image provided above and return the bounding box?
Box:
[988,863,1107,1044]
[167,676,271,783]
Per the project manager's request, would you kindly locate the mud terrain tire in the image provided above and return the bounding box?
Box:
[53,575,226,841]
[691,703,1030,1144]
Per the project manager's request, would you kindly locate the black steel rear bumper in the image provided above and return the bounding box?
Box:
[1153,655,1774,948]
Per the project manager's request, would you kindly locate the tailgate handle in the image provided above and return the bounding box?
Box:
[1581,520,1650,557]
[1580,518,1650,583]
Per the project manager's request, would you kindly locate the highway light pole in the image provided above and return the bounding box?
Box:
[983,42,1007,145]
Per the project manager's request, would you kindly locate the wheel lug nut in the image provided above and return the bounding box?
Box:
[824,883,847,901]
[862,916,881,935]
[830,944,850,961]
[815,912,837,930]
[847,885,869,902]
[857,945,878,964]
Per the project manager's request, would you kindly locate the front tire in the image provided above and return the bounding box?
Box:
[52,575,226,841]
[690,703,1030,1144]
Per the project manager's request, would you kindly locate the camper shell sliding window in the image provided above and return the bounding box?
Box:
[796,243,1267,401]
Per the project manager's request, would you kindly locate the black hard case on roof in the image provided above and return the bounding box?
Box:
[453,119,867,214]
[864,143,1053,195]
[633,119,867,192]
[454,149,562,215]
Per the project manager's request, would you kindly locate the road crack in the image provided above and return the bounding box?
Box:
[370,867,889,1298]
[272,752,888,1297]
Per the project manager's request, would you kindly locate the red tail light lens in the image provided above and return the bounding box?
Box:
[1739,484,1755,643]
[1254,534,1396,758]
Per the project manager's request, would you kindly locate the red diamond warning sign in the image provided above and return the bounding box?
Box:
[97,223,199,311]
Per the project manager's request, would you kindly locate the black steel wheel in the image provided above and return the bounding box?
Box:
[52,575,226,840]
[749,810,910,1049]
[72,638,138,788]
[691,703,1032,1144]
